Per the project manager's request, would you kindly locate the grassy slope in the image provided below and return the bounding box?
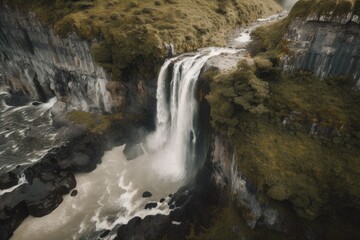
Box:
[1,0,282,81]
[204,0,360,223]
[252,0,360,55]
[206,55,360,220]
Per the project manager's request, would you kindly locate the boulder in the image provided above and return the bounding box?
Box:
[142,191,152,198]
[144,203,157,210]
[0,172,18,190]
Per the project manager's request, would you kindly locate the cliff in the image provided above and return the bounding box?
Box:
[0,0,283,114]
[0,7,115,112]
[201,2,360,236]
[253,0,360,87]
[283,12,360,88]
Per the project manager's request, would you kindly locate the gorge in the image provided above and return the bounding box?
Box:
[1,0,360,240]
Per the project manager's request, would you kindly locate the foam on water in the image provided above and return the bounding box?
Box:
[8,14,291,237]
[0,95,63,174]
[12,146,179,240]
[0,173,28,196]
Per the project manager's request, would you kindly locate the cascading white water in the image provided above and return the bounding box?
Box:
[11,47,239,240]
[146,47,239,180]
[7,12,289,240]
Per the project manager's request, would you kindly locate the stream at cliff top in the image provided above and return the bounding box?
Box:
[8,12,287,240]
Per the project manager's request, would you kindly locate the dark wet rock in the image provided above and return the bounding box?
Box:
[70,190,78,197]
[0,172,18,190]
[160,198,165,203]
[145,202,157,210]
[32,102,41,106]
[38,133,107,173]
[116,217,142,240]
[115,159,219,240]
[100,229,110,238]
[23,172,76,217]
[168,190,190,208]
[168,193,173,198]
[0,116,138,240]
[0,132,106,238]
[123,143,144,161]
[115,214,188,240]
[0,201,28,240]
[4,92,31,107]
[142,191,152,198]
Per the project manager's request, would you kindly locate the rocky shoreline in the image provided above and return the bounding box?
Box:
[0,107,149,240]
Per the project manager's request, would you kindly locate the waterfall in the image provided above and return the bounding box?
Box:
[147,47,238,181]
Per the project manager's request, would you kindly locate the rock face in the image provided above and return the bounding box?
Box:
[0,172,18,190]
[0,6,114,112]
[211,136,280,229]
[0,6,158,114]
[282,18,360,88]
[0,132,107,240]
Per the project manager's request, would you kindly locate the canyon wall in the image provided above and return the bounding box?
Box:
[282,9,360,88]
[211,136,281,230]
[0,6,118,112]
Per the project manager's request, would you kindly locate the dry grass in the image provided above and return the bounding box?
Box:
[206,57,360,220]
[1,0,282,81]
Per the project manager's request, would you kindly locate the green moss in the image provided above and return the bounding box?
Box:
[268,72,360,132]
[1,0,282,81]
[195,204,288,240]
[66,111,114,135]
[205,56,360,220]
[252,0,360,55]
[230,113,360,219]
[66,110,146,135]
[206,60,270,137]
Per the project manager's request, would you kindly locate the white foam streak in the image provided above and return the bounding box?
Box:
[12,47,239,240]
[149,47,239,180]
[39,97,57,110]
[0,173,28,196]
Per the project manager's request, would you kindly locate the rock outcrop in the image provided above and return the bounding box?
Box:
[0,132,105,240]
[0,118,136,240]
[0,6,116,112]
[283,18,360,88]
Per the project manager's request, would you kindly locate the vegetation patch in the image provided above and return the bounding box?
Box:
[1,0,282,82]
[195,203,288,240]
[206,53,360,220]
[206,59,270,137]
[66,110,146,135]
[66,110,124,135]
[251,0,360,56]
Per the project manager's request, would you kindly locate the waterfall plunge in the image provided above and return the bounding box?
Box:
[11,47,239,240]
[146,47,239,182]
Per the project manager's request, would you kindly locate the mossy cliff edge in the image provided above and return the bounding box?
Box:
[203,0,360,237]
[0,0,282,83]
[251,0,360,88]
